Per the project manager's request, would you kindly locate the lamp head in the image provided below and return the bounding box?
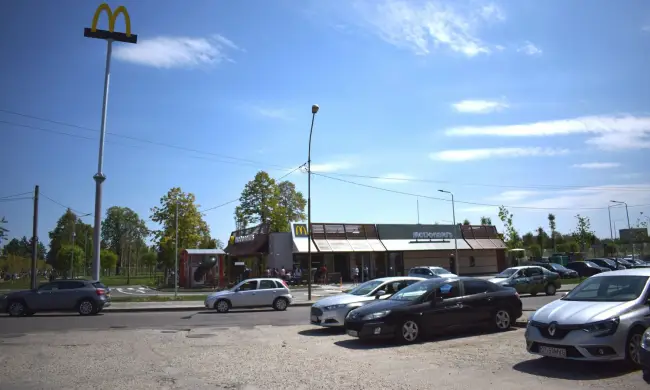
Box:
[311,104,319,114]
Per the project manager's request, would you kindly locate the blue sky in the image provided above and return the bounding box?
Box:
[1,0,649,248]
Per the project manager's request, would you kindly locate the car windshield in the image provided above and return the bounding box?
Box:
[431,268,451,275]
[390,281,431,301]
[494,268,518,278]
[563,275,649,302]
[583,261,599,268]
[550,263,567,271]
[347,280,383,296]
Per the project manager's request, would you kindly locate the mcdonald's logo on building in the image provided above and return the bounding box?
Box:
[293,224,309,238]
[83,3,138,44]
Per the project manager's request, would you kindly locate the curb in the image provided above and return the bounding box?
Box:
[104,301,316,313]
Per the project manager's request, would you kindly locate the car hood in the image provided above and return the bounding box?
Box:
[313,293,374,307]
[348,299,410,317]
[207,290,233,298]
[532,299,636,324]
[437,273,458,278]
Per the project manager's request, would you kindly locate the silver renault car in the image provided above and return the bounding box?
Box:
[525,269,650,365]
[310,276,425,327]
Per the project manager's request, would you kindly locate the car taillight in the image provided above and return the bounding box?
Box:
[96,288,106,296]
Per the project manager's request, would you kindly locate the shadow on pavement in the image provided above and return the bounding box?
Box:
[0,313,105,318]
[195,309,277,315]
[334,339,398,350]
[513,357,637,380]
[298,328,346,337]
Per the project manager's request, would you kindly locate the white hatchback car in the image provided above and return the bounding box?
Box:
[205,278,293,313]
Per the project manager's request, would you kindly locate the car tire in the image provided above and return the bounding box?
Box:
[626,326,645,366]
[545,284,557,296]
[7,300,27,317]
[272,297,289,311]
[493,308,512,331]
[77,299,97,316]
[396,319,420,344]
[215,299,230,313]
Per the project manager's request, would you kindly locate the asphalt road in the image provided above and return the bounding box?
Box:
[0,294,560,335]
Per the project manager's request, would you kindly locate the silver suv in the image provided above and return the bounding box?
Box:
[408,266,457,279]
[526,269,650,365]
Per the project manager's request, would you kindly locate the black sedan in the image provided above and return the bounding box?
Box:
[529,262,579,279]
[565,261,609,277]
[344,277,522,343]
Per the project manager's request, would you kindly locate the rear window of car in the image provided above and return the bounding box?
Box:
[92,282,107,289]
[59,281,86,289]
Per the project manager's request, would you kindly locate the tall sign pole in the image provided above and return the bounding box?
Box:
[84,3,138,280]
[30,185,39,290]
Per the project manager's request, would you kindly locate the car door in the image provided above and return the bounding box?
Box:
[256,280,279,306]
[375,279,419,299]
[55,281,87,310]
[420,280,465,331]
[27,282,62,311]
[510,270,530,295]
[230,280,259,307]
[459,280,494,324]
[526,267,545,294]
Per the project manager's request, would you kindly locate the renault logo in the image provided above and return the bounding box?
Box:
[83,3,138,44]
[548,322,557,336]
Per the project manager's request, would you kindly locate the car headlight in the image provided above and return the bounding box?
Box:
[641,329,650,350]
[323,304,349,311]
[582,317,620,337]
[361,310,391,321]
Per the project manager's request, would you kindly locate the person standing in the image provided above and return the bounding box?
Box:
[352,265,359,285]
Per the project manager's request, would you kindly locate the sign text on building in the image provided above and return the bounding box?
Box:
[235,234,255,244]
[413,231,453,240]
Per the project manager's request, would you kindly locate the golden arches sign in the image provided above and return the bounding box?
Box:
[84,3,138,44]
[294,224,308,237]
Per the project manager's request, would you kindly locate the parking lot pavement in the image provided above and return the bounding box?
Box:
[0,325,644,389]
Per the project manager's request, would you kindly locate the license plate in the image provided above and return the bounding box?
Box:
[347,330,358,337]
[539,345,567,358]
[310,315,318,322]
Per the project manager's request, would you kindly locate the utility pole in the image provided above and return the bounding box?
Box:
[70,221,77,279]
[174,199,179,298]
[84,231,89,277]
[307,104,319,301]
[30,185,39,290]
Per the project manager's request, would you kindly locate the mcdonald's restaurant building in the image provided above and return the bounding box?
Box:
[278,222,507,282]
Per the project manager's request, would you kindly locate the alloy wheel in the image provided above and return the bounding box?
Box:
[8,302,25,317]
[495,310,511,330]
[546,284,556,295]
[274,298,287,311]
[216,300,229,313]
[402,321,419,342]
[79,301,94,315]
[629,333,642,365]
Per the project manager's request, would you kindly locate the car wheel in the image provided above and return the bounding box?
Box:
[78,299,96,316]
[272,297,288,311]
[396,319,420,344]
[215,299,230,313]
[626,327,644,366]
[493,309,512,331]
[7,300,27,317]
[545,284,557,296]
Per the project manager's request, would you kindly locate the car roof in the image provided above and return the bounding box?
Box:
[412,266,447,270]
[373,276,426,282]
[591,268,650,277]
[506,266,541,270]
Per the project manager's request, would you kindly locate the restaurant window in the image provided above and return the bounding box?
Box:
[388,252,403,276]
[311,224,326,239]
[324,224,346,239]
[344,224,365,239]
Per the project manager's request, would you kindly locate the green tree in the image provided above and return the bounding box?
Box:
[548,213,557,252]
[498,206,521,249]
[235,171,306,233]
[573,214,595,252]
[522,232,535,247]
[150,187,211,269]
[46,209,92,266]
[101,206,149,274]
[2,236,46,259]
[535,227,548,251]
[199,237,224,249]
[480,216,492,225]
[100,249,118,276]
[0,217,8,246]
[528,244,542,258]
[462,219,471,225]
[140,251,157,276]
[55,244,85,274]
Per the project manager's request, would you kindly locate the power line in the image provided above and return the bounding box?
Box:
[0,109,292,170]
[312,172,650,211]
[40,193,89,215]
[0,197,32,203]
[321,172,650,193]
[0,191,32,200]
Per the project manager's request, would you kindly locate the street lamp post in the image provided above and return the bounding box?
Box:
[84,4,138,281]
[174,199,179,299]
[438,190,460,276]
[611,200,634,259]
[307,104,319,301]
[607,204,615,240]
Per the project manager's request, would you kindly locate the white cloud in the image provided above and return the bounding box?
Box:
[373,173,416,183]
[310,161,353,173]
[253,107,293,121]
[114,35,241,69]
[429,147,569,162]
[444,115,650,151]
[571,162,621,169]
[488,190,538,202]
[517,41,542,56]
[620,173,643,179]
[452,99,509,114]
[517,184,650,211]
[350,0,505,56]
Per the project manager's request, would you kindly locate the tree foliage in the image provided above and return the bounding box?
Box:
[2,236,46,259]
[547,213,557,251]
[480,216,492,225]
[0,216,8,246]
[101,206,149,272]
[150,187,211,269]
[55,244,85,274]
[100,249,118,275]
[573,214,595,251]
[47,209,93,266]
[535,227,547,252]
[235,171,306,232]
[498,206,521,249]
[462,219,471,225]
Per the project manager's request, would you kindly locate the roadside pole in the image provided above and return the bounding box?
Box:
[30,185,39,289]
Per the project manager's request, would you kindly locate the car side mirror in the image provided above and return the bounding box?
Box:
[375,290,386,299]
